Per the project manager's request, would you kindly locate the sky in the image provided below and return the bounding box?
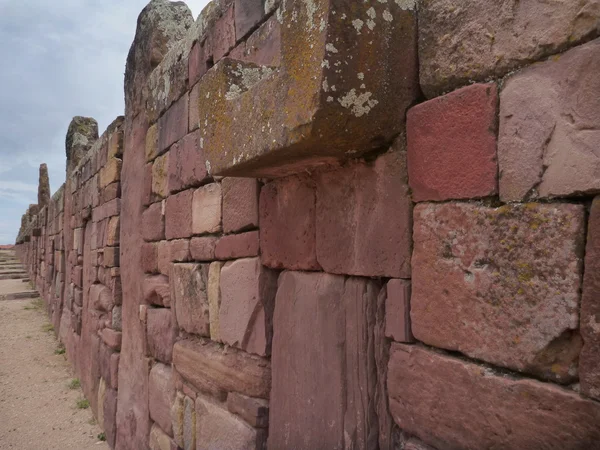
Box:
[0,0,210,244]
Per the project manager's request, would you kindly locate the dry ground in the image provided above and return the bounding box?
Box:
[0,267,109,449]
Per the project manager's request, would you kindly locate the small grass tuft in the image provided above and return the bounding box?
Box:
[76,398,89,409]
[41,323,54,333]
[68,378,81,390]
[88,417,97,426]
[54,344,66,355]
[97,432,106,442]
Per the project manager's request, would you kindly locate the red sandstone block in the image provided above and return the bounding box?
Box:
[388,344,600,450]
[219,257,277,356]
[147,307,176,363]
[158,240,171,276]
[192,183,222,235]
[385,279,413,343]
[168,131,208,193]
[102,182,121,204]
[109,353,119,390]
[407,83,498,202]
[169,239,190,263]
[241,13,282,66]
[152,152,170,199]
[215,231,259,260]
[222,177,259,233]
[92,198,121,222]
[158,94,188,154]
[111,275,122,306]
[211,4,236,61]
[143,163,153,206]
[141,242,159,274]
[103,387,118,448]
[101,328,122,351]
[259,174,319,270]
[581,196,600,400]
[234,0,264,40]
[143,274,171,307]
[189,82,200,132]
[227,392,269,428]
[106,216,120,247]
[166,189,193,240]
[149,363,175,436]
[315,151,412,278]
[73,266,83,288]
[189,41,210,89]
[190,236,218,261]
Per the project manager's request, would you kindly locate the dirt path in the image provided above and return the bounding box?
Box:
[0,255,109,449]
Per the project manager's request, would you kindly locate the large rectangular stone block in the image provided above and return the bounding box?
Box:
[142,202,165,242]
[222,177,259,234]
[388,344,600,450]
[412,202,585,383]
[407,83,498,202]
[219,257,277,356]
[149,363,175,437]
[315,150,412,278]
[147,307,176,363]
[167,131,209,193]
[418,0,600,97]
[269,271,383,449]
[498,39,600,201]
[192,183,222,235]
[165,189,193,240]
[259,174,319,271]
[158,93,188,154]
[173,339,271,399]
[581,196,600,400]
[171,263,210,337]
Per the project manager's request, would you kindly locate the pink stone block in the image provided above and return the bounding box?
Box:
[141,242,159,274]
[222,177,259,233]
[190,236,218,261]
[315,151,412,278]
[169,239,190,263]
[215,231,259,260]
[211,3,236,61]
[234,0,264,40]
[101,328,122,351]
[219,257,277,356]
[407,83,498,202]
[171,263,210,337]
[168,131,208,193]
[142,202,165,242]
[259,174,319,271]
[385,279,412,343]
[158,93,188,154]
[147,307,176,363]
[192,183,222,235]
[149,363,175,436]
[165,189,193,240]
[158,240,171,276]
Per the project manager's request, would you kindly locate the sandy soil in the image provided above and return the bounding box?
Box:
[0,276,109,449]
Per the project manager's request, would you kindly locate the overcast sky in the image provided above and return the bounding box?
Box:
[0,0,209,244]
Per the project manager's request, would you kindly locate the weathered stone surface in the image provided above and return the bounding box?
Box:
[149,363,175,436]
[171,263,210,336]
[157,240,171,276]
[215,231,259,260]
[222,177,259,234]
[259,175,319,270]
[404,439,436,450]
[103,386,118,448]
[173,339,271,399]
[269,271,381,449]
[388,344,600,450]
[192,183,222,235]
[183,395,196,450]
[147,307,176,363]
[407,83,498,202]
[412,202,585,383]
[38,163,51,207]
[172,391,185,448]
[208,261,222,342]
[385,279,412,343]
[106,216,120,247]
[103,246,120,267]
[227,392,269,428]
[100,158,122,189]
[142,202,165,242]
[197,0,418,176]
[581,196,600,400]
[234,0,264,40]
[498,39,600,201]
[316,150,412,278]
[418,0,600,98]
[149,423,177,450]
[219,257,277,356]
[196,396,264,450]
[66,116,98,172]
[152,153,169,198]
[169,239,190,263]
[146,123,160,162]
[168,131,208,193]
[165,189,193,240]
[101,328,122,351]
[189,236,217,261]
[90,283,113,312]
[143,274,171,307]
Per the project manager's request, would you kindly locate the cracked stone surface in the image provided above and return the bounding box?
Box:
[498,38,600,201]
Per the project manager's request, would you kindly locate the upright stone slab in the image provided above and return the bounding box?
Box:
[498,39,600,201]
[388,344,600,450]
[269,271,382,449]
[411,202,585,383]
[171,263,210,337]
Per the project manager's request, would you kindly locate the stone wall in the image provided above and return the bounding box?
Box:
[14,0,600,449]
